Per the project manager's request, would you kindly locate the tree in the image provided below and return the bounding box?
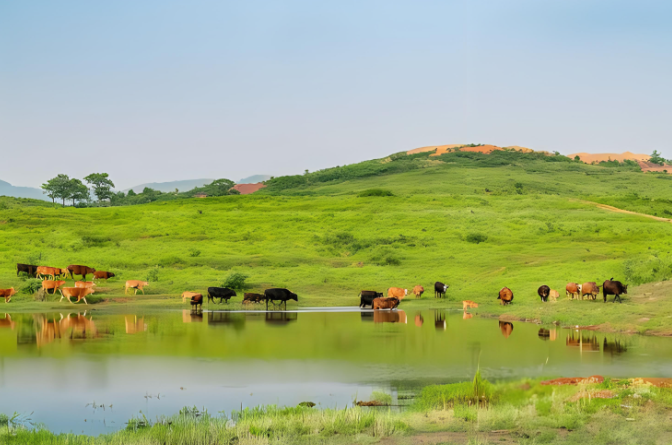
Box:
[42,174,72,207]
[69,178,90,206]
[650,150,667,166]
[84,173,115,203]
[41,180,57,205]
[127,189,137,197]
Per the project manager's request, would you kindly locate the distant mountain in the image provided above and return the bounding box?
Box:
[124,179,214,194]
[237,174,271,184]
[0,180,49,201]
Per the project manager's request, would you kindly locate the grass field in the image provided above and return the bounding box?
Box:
[2,151,672,333]
[3,377,672,444]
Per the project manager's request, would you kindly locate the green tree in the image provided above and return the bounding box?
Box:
[84,173,115,203]
[69,178,90,206]
[42,174,72,207]
[127,189,137,197]
[650,150,667,166]
[41,180,57,205]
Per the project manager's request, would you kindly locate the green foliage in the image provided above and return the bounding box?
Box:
[84,173,115,202]
[222,272,249,290]
[20,279,42,295]
[189,248,201,257]
[358,188,395,197]
[650,150,667,166]
[146,267,160,282]
[370,391,392,404]
[466,233,488,244]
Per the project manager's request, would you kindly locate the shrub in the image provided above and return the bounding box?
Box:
[466,233,488,244]
[146,267,160,282]
[382,256,401,266]
[223,272,250,290]
[189,248,201,257]
[20,279,42,294]
[358,189,395,197]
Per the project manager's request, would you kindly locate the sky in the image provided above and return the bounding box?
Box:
[1,0,671,189]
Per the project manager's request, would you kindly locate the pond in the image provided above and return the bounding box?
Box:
[0,307,669,435]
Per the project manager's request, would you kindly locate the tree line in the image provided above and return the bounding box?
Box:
[41,174,240,207]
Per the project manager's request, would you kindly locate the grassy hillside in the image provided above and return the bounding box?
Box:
[2,150,672,332]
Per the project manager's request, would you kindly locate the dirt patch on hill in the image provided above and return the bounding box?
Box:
[407,144,465,156]
[581,200,672,223]
[380,430,521,445]
[569,152,650,163]
[638,161,672,173]
[233,183,266,195]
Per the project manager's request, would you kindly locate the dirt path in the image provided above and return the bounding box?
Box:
[582,201,672,223]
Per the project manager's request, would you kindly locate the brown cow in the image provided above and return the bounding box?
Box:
[549,290,560,302]
[565,283,582,300]
[0,314,15,329]
[243,292,265,303]
[42,280,67,296]
[373,297,401,310]
[581,282,600,300]
[1,288,17,303]
[499,321,514,338]
[412,285,424,298]
[190,294,204,311]
[68,265,96,280]
[181,291,200,302]
[497,287,514,305]
[462,300,478,311]
[37,266,66,280]
[125,280,149,295]
[75,281,97,294]
[387,287,408,299]
[60,287,94,304]
[93,271,115,280]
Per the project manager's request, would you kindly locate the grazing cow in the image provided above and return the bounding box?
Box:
[603,278,627,303]
[60,287,94,304]
[16,263,39,277]
[412,285,424,298]
[36,266,66,280]
[125,280,149,295]
[0,288,17,303]
[181,291,200,302]
[565,283,582,300]
[548,290,560,302]
[264,288,298,308]
[358,290,384,308]
[0,314,15,329]
[243,292,266,303]
[372,297,401,310]
[538,285,550,302]
[462,300,478,311]
[93,271,115,280]
[75,281,96,294]
[68,265,96,280]
[434,282,449,298]
[581,282,600,300]
[190,294,204,311]
[387,287,408,299]
[207,287,237,304]
[497,287,514,305]
[42,280,66,295]
[499,321,514,338]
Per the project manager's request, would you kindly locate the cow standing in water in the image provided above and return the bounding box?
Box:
[190,294,204,311]
[264,288,298,309]
[372,297,400,310]
[359,291,383,308]
[603,279,627,303]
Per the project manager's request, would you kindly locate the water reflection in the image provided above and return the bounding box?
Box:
[463,312,473,320]
[434,310,446,330]
[537,328,557,341]
[373,310,406,324]
[125,315,147,334]
[415,313,424,327]
[566,332,600,352]
[182,310,203,323]
[34,313,98,347]
[499,321,514,338]
[208,312,245,330]
[603,338,628,355]
[0,314,14,329]
[361,312,373,322]
[265,312,298,326]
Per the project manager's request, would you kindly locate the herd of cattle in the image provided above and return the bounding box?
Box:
[2,263,629,308]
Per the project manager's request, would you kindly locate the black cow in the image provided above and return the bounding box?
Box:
[264,288,298,308]
[537,285,550,302]
[359,290,384,308]
[207,287,237,304]
[191,294,204,311]
[434,282,449,298]
[603,278,627,303]
[16,263,39,277]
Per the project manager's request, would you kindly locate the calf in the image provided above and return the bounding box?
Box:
[434,282,449,298]
[603,278,627,303]
[412,285,424,298]
[60,287,94,304]
[498,287,514,305]
[359,290,384,308]
[93,271,115,280]
[207,287,237,304]
[190,294,204,311]
[243,292,266,303]
[538,285,550,302]
[125,280,149,295]
[264,288,298,308]
[372,297,400,310]
[16,263,39,277]
[42,280,67,296]
[0,288,17,303]
[565,283,581,300]
[462,300,478,311]
[548,289,560,302]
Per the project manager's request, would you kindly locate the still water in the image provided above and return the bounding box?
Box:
[0,307,670,435]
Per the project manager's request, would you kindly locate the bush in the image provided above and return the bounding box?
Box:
[20,279,43,294]
[223,272,249,290]
[189,248,201,257]
[466,233,488,244]
[146,267,160,282]
[357,189,395,197]
[382,256,401,266]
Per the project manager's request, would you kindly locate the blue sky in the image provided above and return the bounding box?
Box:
[1,0,670,188]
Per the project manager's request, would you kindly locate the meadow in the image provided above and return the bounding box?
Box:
[2,150,672,333]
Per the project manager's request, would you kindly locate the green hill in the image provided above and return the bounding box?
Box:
[1,149,672,332]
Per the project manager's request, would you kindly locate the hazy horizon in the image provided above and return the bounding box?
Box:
[2,0,670,189]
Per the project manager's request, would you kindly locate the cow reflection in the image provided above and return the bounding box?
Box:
[435,311,446,330]
[603,338,627,355]
[361,312,374,322]
[182,309,203,323]
[208,312,245,330]
[414,312,424,327]
[566,332,599,351]
[499,321,514,338]
[374,310,406,324]
[538,328,557,341]
[265,312,297,326]
[125,315,147,334]
[463,312,473,320]
[0,314,15,330]
[36,313,97,347]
